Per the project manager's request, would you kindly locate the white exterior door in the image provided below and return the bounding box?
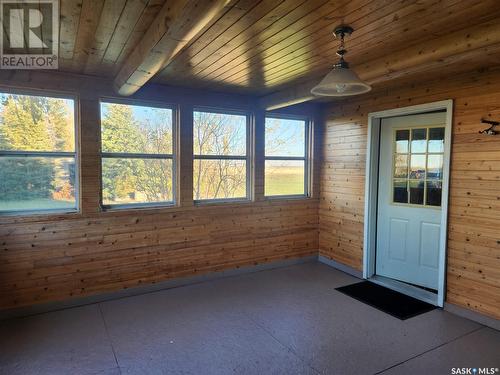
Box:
[376,112,446,290]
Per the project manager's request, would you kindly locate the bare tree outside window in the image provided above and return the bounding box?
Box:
[193,110,248,201]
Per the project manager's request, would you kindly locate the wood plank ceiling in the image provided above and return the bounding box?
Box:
[59,0,500,96]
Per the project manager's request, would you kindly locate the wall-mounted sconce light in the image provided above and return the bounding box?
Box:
[479,119,499,135]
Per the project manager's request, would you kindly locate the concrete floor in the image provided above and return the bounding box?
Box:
[0,262,499,375]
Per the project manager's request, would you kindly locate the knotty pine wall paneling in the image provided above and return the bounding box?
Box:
[319,67,500,319]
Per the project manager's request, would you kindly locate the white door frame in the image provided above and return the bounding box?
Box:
[363,100,453,307]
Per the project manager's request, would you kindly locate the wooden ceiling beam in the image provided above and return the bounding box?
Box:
[114,0,233,96]
[259,20,500,110]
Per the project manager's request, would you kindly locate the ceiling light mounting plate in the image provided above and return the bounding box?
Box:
[333,25,354,39]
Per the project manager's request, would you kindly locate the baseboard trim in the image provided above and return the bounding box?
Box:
[317,255,363,278]
[0,255,317,321]
[444,302,500,331]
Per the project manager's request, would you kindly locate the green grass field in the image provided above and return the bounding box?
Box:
[0,167,305,210]
[265,166,305,196]
[0,199,75,212]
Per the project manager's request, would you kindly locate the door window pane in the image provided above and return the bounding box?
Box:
[410,154,426,179]
[428,127,445,153]
[411,128,427,153]
[395,129,409,153]
[426,180,442,206]
[427,154,443,179]
[392,126,444,207]
[394,154,408,178]
[393,179,408,203]
[409,180,424,204]
[265,160,305,196]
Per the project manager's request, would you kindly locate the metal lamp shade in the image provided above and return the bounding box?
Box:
[311,67,371,96]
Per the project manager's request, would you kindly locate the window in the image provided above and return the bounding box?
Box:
[193,109,249,201]
[265,116,308,197]
[0,92,77,213]
[100,101,175,207]
[393,127,445,207]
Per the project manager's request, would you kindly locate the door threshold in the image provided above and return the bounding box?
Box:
[368,275,438,306]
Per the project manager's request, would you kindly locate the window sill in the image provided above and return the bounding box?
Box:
[264,194,311,201]
[194,198,252,206]
[0,209,80,223]
[101,202,176,212]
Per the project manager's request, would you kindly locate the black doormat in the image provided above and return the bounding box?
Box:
[336,281,436,320]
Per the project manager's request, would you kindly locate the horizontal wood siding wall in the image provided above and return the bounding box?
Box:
[319,67,500,319]
[1,201,318,309]
[0,71,320,311]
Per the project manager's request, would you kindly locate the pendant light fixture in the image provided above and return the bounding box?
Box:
[311,25,371,96]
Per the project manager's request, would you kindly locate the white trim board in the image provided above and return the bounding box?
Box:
[363,100,453,307]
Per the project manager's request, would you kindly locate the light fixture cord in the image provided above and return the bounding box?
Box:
[338,32,345,59]
[336,31,347,68]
